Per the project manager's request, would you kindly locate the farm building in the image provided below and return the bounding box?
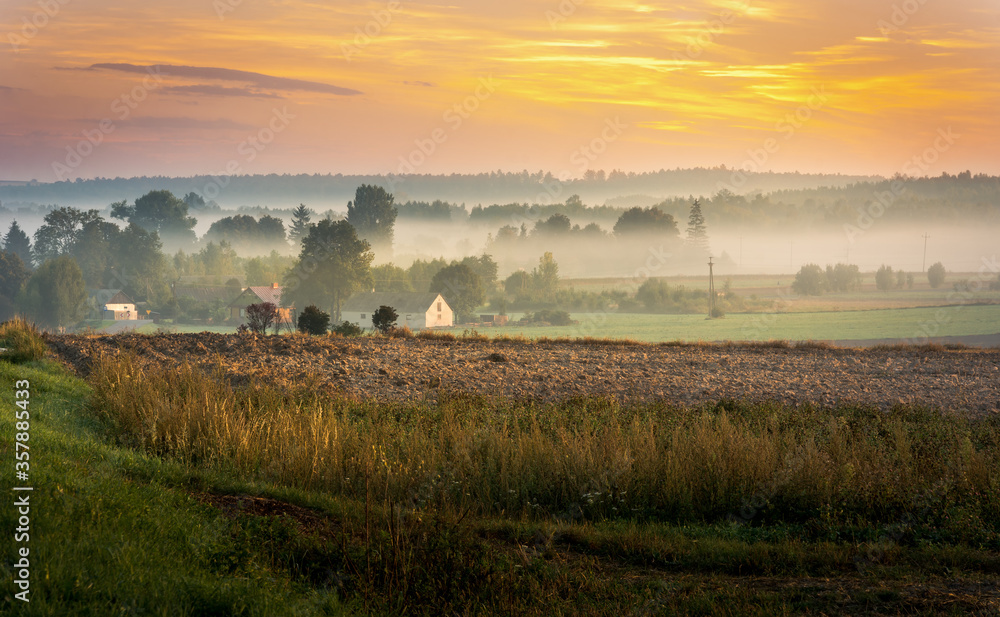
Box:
[227,283,296,326]
[88,289,137,320]
[341,292,453,330]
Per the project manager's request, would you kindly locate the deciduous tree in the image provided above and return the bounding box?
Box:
[282,219,373,322]
[20,256,87,329]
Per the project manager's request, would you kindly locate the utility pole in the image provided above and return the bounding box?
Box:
[922,233,930,272]
[707,256,716,318]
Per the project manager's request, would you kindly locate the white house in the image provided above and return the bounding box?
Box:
[341,292,453,330]
[88,289,137,320]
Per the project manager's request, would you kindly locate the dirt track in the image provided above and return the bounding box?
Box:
[45,333,1000,415]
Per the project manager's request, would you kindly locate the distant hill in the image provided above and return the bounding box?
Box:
[0,169,882,211]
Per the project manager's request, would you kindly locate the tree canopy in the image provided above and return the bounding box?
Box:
[282,219,373,321]
[346,184,396,256]
[111,190,197,246]
[204,214,287,254]
[33,207,102,264]
[613,206,679,237]
[20,256,88,329]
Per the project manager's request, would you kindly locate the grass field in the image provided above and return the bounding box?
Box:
[2,320,999,615]
[457,304,1000,343]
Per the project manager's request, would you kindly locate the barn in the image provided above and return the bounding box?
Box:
[340,292,453,330]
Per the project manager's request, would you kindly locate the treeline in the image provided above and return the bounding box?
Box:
[5,173,999,233]
[0,168,880,208]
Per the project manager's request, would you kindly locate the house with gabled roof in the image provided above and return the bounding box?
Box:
[341,292,453,330]
[227,283,296,325]
[87,289,137,320]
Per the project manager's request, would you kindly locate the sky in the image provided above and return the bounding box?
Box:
[0,0,997,183]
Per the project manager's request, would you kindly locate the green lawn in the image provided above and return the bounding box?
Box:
[467,304,1000,343]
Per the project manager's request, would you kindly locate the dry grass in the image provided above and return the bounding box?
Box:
[88,353,1000,526]
[0,316,48,363]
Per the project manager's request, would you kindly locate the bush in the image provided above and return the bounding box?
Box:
[927,262,946,288]
[0,317,47,364]
[245,302,278,335]
[875,265,895,292]
[521,309,573,326]
[296,305,330,335]
[372,305,398,334]
[332,321,363,337]
[387,325,414,338]
[791,264,826,296]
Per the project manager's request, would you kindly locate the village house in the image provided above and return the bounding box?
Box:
[341,292,453,330]
[87,289,137,320]
[227,283,296,326]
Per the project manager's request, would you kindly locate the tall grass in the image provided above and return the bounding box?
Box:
[88,353,1000,530]
[0,316,48,363]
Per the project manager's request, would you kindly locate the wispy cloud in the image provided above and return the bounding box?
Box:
[89,63,362,96]
[160,84,283,99]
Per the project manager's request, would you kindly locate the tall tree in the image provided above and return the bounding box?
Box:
[282,219,373,322]
[111,223,170,304]
[685,199,710,254]
[3,221,33,266]
[0,251,30,320]
[346,184,397,256]
[70,218,121,288]
[289,204,314,247]
[19,256,88,329]
[111,190,197,247]
[33,207,102,264]
[531,252,559,300]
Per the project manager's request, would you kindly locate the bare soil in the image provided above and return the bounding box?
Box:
[45,333,1000,415]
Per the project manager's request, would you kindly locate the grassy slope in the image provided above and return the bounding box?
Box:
[2,346,1000,615]
[0,360,353,616]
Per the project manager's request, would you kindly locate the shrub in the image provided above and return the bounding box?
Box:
[388,324,414,338]
[372,305,398,334]
[332,321,363,337]
[0,317,47,364]
[791,264,826,296]
[296,305,330,335]
[521,309,573,326]
[875,265,895,292]
[927,262,946,288]
[245,302,278,335]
